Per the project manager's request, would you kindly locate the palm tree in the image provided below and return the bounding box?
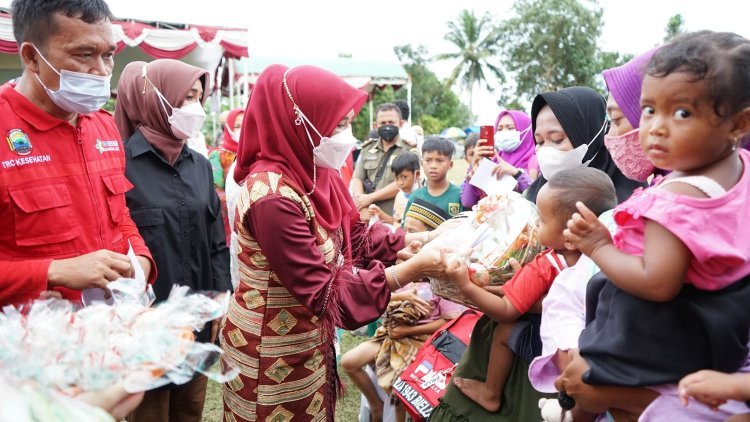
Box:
[436,9,504,117]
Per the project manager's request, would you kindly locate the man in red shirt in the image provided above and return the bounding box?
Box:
[0,0,154,307]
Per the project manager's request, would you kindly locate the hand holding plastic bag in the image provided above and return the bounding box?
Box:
[428,192,542,309]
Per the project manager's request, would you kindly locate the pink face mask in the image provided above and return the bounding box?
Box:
[603,128,654,182]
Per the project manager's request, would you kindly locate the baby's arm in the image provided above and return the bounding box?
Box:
[565,202,690,302]
[443,253,521,323]
[679,370,750,410]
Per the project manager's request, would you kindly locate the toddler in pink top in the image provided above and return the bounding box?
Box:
[560,31,750,395]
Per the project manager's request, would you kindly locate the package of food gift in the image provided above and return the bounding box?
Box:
[0,260,240,398]
[428,192,543,309]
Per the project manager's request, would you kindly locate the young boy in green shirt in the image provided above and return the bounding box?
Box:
[403,137,463,224]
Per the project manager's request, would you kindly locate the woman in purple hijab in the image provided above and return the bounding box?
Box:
[460,110,536,208]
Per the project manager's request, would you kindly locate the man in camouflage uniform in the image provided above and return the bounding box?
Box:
[352,103,410,220]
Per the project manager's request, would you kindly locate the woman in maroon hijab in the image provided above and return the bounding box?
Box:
[222,64,448,422]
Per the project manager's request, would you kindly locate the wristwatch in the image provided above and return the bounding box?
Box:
[513,168,525,179]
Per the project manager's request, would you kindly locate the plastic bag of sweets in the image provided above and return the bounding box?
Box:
[428,193,542,309]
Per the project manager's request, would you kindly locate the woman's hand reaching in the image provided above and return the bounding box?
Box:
[411,245,448,279]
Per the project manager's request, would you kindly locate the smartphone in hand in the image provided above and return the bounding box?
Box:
[479,125,495,156]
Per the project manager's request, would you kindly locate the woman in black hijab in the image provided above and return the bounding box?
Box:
[526,86,645,203]
[432,87,646,422]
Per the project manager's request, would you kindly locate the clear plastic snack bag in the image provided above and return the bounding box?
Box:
[0,285,239,397]
[428,192,543,309]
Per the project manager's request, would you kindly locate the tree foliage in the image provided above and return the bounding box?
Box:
[496,0,626,104]
[435,9,504,113]
[664,14,686,42]
[352,44,471,139]
[397,45,472,134]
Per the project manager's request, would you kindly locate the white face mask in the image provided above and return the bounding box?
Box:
[282,68,356,170]
[536,118,606,179]
[225,124,240,142]
[312,126,357,169]
[168,102,206,140]
[144,66,206,140]
[495,126,531,152]
[32,46,111,115]
[152,87,206,140]
[295,107,356,169]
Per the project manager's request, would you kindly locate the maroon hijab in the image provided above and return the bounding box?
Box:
[115,60,208,165]
[233,64,367,233]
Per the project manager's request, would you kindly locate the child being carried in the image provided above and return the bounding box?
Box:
[443,167,618,412]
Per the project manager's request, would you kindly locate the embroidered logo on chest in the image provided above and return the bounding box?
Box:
[95,139,120,154]
[2,129,52,169]
[6,129,31,156]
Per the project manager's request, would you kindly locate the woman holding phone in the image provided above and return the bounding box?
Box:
[461,110,536,208]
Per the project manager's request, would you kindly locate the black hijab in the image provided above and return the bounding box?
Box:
[525,86,646,203]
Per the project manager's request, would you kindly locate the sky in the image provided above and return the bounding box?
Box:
[239,0,748,125]
[104,0,749,126]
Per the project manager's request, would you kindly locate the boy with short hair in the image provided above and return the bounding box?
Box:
[403,137,463,222]
[369,152,421,225]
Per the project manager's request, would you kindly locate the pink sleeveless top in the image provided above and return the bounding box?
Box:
[613,149,750,291]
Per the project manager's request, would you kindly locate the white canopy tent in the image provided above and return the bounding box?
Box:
[0,0,250,137]
[0,1,413,128]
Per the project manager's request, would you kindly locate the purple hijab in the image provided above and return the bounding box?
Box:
[494,110,535,170]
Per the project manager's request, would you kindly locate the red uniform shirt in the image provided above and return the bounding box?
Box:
[0,83,154,306]
[502,249,567,314]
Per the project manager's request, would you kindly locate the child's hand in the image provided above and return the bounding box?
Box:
[38,289,63,300]
[396,240,422,264]
[75,382,145,420]
[508,257,522,272]
[368,204,384,219]
[387,323,410,340]
[441,248,472,289]
[679,370,749,410]
[563,202,613,257]
[402,287,434,316]
[355,194,373,210]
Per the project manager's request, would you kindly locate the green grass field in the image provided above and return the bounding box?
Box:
[202,161,470,421]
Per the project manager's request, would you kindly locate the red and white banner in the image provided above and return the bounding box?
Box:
[0,14,248,59]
